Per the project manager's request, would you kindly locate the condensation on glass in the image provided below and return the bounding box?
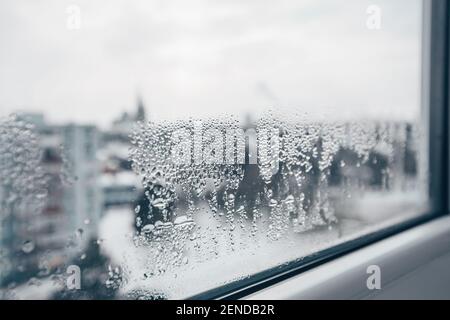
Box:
[0,0,427,299]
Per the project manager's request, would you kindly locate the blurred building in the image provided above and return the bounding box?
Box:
[100,171,140,208]
[60,125,102,239]
[0,114,48,283]
[1,115,103,284]
[1,97,145,286]
[106,95,147,142]
[98,95,147,212]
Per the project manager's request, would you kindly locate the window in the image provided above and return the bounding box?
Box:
[0,0,435,300]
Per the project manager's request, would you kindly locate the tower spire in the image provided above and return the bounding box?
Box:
[136,94,146,122]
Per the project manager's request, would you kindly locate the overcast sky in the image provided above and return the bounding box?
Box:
[0,0,423,127]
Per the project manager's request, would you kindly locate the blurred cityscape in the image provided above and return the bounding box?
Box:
[0,97,148,298]
[0,97,426,299]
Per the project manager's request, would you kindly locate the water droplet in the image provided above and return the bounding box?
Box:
[142,224,155,234]
[75,228,84,238]
[22,240,35,254]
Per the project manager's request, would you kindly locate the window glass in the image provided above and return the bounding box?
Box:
[0,0,427,299]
